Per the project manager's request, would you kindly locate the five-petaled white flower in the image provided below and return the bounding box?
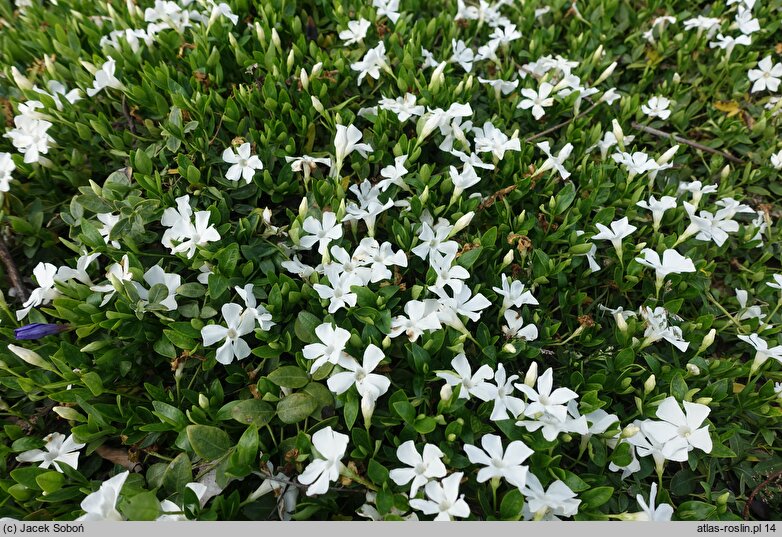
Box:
[331,123,374,177]
[223,143,264,183]
[592,217,637,258]
[76,471,129,521]
[535,141,573,179]
[518,82,555,120]
[464,434,533,488]
[300,211,343,254]
[201,302,256,365]
[16,432,86,472]
[339,18,371,46]
[635,248,696,294]
[736,333,782,372]
[326,343,391,421]
[643,396,713,458]
[409,472,470,521]
[641,96,672,120]
[748,56,782,93]
[626,482,674,521]
[303,322,352,372]
[389,441,447,497]
[298,427,349,496]
[636,195,677,231]
[86,57,124,96]
[351,42,390,86]
[521,473,581,520]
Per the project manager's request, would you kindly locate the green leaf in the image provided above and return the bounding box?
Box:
[581,486,614,509]
[122,490,161,521]
[709,442,737,458]
[277,392,318,424]
[230,399,275,427]
[186,425,232,460]
[367,459,389,484]
[344,393,359,429]
[147,283,170,305]
[162,453,192,495]
[609,441,633,468]
[267,366,310,389]
[392,401,416,424]
[235,426,259,467]
[134,148,152,175]
[677,501,717,520]
[82,371,104,396]
[500,489,525,521]
[152,401,187,430]
[294,311,322,344]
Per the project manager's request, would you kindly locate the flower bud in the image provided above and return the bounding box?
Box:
[447,433,456,442]
[382,336,391,349]
[686,363,700,376]
[420,185,429,205]
[44,55,57,77]
[174,361,185,380]
[300,68,309,91]
[698,328,716,353]
[287,49,295,72]
[8,344,54,371]
[614,311,628,333]
[271,28,281,51]
[255,22,265,45]
[695,397,712,405]
[449,211,474,237]
[620,424,640,439]
[644,374,656,394]
[11,66,33,90]
[500,249,514,270]
[524,362,538,388]
[428,61,447,92]
[298,196,308,220]
[310,96,325,115]
[198,393,209,409]
[672,72,681,84]
[611,119,625,149]
[440,383,453,401]
[311,62,323,77]
[502,343,516,353]
[594,61,617,85]
[720,165,730,181]
[657,145,679,165]
[361,396,376,424]
[591,45,604,64]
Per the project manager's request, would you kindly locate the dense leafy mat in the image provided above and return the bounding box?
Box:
[0,0,781,522]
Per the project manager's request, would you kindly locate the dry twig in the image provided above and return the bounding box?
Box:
[632,122,745,164]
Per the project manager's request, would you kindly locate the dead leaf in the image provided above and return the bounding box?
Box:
[714,100,742,118]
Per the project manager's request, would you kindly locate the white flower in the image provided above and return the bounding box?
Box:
[640,306,689,352]
[735,7,759,35]
[492,274,538,313]
[409,472,470,521]
[352,237,407,282]
[641,96,672,119]
[521,473,580,520]
[223,143,263,183]
[168,211,221,259]
[389,299,442,342]
[331,123,373,177]
[378,93,424,123]
[299,427,349,496]
[682,202,738,247]
[535,141,573,179]
[372,0,400,24]
[16,433,85,472]
[472,363,525,422]
[313,265,361,313]
[592,217,637,258]
[302,323,352,372]
[235,284,275,331]
[737,333,782,372]
[86,57,124,97]
[157,482,210,521]
[627,419,686,472]
[643,396,713,457]
[4,114,54,164]
[376,155,409,192]
[300,211,343,254]
[767,274,782,291]
[448,164,481,201]
[478,77,519,98]
[16,262,60,320]
[682,16,721,38]
[748,56,782,93]
[411,221,458,261]
[636,195,677,231]
[56,252,100,286]
[326,344,390,413]
[464,434,532,488]
[285,155,332,184]
[770,150,782,170]
[709,33,751,57]
[96,213,121,248]
[502,309,539,341]
[433,282,492,328]
[628,482,673,521]
[635,248,696,293]
[450,39,474,72]
[472,121,520,161]
[677,180,717,207]
[76,471,129,521]
[339,18,371,46]
[389,441,447,497]
[436,353,493,401]
[517,82,555,120]
[351,42,390,86]
[612,151,659,179]
[90,255,133,307]
[201,303,255,365]
[0,152,15,192]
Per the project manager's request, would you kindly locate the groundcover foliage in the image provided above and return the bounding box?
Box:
[0,0,781,523]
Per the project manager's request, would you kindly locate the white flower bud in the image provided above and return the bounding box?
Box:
[524,362,538,388]
[502,343,516,353]
[440,383,453,401]
[8,344,53,371]
[500,249,514,269]
[672,72,681,84]
[611,119,625,149]
[644,374,656,394]
[449,211,474,237]
[686,363,700,376]
[720,165,730,181]
[698,329,716,353]
[382,336,391,349]
[419,186,429,205]
[44,55,57,76]
[300,68,309,91]
[591,44,604,63]
[11,67,33,90]
[255,22,265,45]
[311,62,323,77]
[198,394,209,409]
[271,28,281,51]
[298,196,308,219]
[594,61,617,85]
[361,396,376,424]
[614,312,628,333]
[428,61,447,92]
[287,49,295,72]
[656,145,679,165]
[620,424,640,439]
[311,96,325,114]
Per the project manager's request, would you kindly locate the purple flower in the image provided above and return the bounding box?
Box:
[14,323,69,340]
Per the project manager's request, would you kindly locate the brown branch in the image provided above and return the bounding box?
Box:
[743,469,782,520]
[631,122,745,164]
[120,95,136,135]
[95,445,143,473]
[525,100,603,143]
[477,184,517,212]
[0,237,28,303]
